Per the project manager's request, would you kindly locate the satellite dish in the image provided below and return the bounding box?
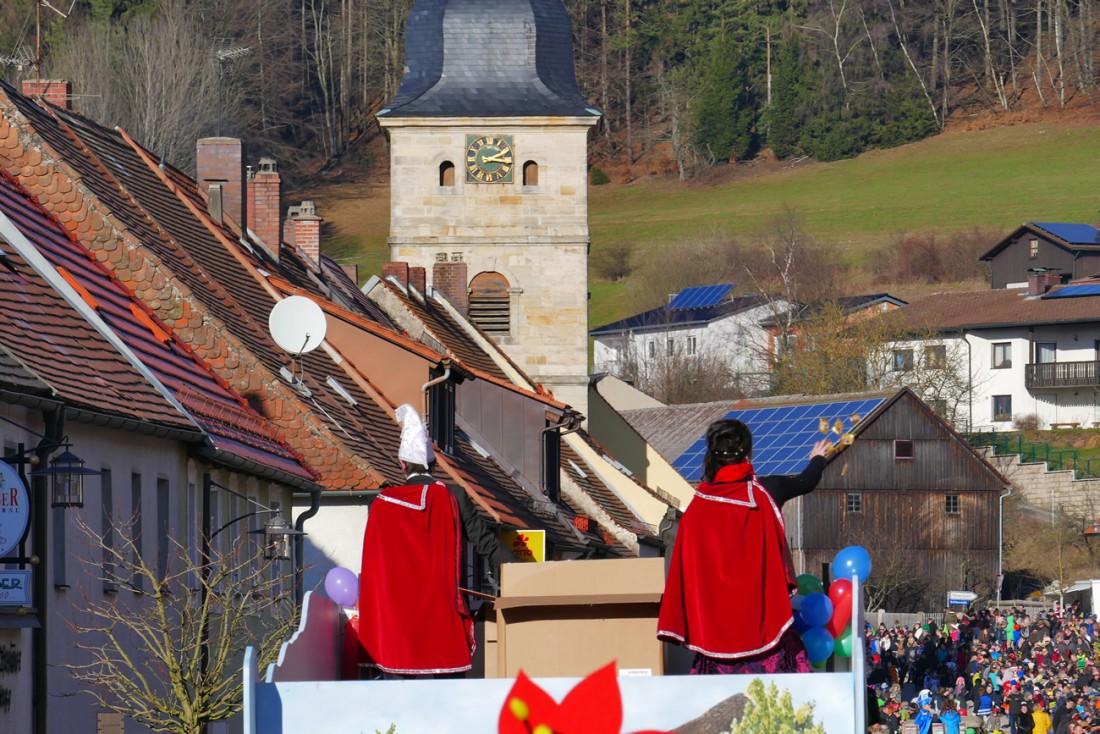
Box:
[269,296,327,355]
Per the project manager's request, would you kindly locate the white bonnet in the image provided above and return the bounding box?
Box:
[395,403,435,466]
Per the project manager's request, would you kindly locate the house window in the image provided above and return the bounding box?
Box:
[846,492,862,513]
[469,271,510,334]
[522,161,539,186]
[647,340,656,359]
[157,478,170,580]
[1036,342,1056,364]
[131,472,143,592]
[686,336,697,356]
[666,338,674,357]
[893,349,914,372]
[1029,238,1039,260]
[895,439,915,459]
[542,422,561,504]
[777,332,797,356]
[925,345,947,369]
[993,395,1013,422]
[439,161,455,187]
[992,342,1012,369]
[102,468,115,593]
[945,494,960,515]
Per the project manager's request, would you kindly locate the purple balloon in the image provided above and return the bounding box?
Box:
[324,566,358,607]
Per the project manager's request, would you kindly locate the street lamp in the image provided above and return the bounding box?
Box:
[202,475,304,561]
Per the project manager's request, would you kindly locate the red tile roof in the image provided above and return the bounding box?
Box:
[0,167,317,482]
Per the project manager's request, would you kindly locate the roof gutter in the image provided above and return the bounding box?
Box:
[195,445,322,492]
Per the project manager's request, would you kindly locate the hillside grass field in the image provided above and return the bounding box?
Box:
[313,119,1100,329]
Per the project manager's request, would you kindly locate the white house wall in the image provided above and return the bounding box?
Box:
[889,325,1100,432]
[592,304,775,394]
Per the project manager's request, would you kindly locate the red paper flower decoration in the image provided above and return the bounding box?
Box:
[498,662,670,734]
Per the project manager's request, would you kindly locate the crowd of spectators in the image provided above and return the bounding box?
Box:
[866,603,1099,734]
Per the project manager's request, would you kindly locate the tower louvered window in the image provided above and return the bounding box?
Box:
[469,271,511,334]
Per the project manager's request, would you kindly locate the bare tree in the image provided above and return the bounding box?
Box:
[65,514,297,734]
[612,329,749,404]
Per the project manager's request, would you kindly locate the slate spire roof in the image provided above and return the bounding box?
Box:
[380,0,597,117]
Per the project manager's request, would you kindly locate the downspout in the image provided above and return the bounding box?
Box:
[293,486,322,603]
[997,485,1014,605]
[965,332,974,431]
[33,407,64,734]
[421,365,451,425]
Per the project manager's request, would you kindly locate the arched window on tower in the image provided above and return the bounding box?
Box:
[469,271,511,334]
[522,160,539,187]
[439,161,455,187]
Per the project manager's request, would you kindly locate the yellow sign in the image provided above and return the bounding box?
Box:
[501,530,545,563]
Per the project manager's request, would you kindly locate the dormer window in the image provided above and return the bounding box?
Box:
[427,367,456,455]
[542,421,561,503]
[439,161,455,187]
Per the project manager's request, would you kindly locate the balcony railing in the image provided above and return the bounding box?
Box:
[1025,360,1100,388]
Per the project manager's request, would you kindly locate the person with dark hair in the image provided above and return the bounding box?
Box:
[657,418,829,674]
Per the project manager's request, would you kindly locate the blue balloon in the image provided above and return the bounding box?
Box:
[800,592,834,628]
[791,593,805,611]
[832,546,872,583]
[802,626,835,664]
[792,609,811,634]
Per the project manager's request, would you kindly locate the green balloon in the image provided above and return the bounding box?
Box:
[810,658,827,670]
[834,624,853,658]
[796,573,824,596]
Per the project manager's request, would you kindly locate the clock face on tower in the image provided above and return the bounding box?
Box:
[465,135,515,184]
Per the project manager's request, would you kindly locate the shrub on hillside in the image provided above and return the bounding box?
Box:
[591,242,634,281]
[590,166,610,185]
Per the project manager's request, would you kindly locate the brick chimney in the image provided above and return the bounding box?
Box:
[409,267,426,295]
[432,262,469,315]
[287,201,322,268]
[1027,268,1062,296]
[21,80,71,110]
[246,157,281,250]
[382,262,410,290]
[196,137,245,227]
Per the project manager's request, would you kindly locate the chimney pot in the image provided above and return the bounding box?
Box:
[432,262,469,315]
[382,262,410,291]
[21,79,71,110]
[287,200,322,269]
[196,138,245,228]
[247,156,282,253]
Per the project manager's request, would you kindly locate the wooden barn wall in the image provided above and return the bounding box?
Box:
[783,393,1004,605]
[990,234,1077,288]
[457,379,558,482]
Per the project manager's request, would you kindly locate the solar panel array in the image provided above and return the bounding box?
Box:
[1034,222,1100,246]
[668,283,734,310]
[1044,283,1100,299]
[672,397,888,481]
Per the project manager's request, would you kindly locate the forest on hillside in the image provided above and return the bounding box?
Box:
[1,0,1098,180]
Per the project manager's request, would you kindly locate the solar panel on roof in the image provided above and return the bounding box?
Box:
[1043,283,1100,299]
[668,283,734,310]
[1033,222,1100,246]
[672,397,888,482]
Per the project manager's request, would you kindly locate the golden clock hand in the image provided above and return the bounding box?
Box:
[482,151,513,164]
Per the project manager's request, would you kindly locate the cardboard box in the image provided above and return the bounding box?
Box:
[494,557,665,678]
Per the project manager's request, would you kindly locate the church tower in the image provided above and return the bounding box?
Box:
[379,0,599,414]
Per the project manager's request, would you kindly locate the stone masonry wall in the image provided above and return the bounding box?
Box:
[977,446,1100,520]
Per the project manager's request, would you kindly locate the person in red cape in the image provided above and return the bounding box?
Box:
[657,418,829,674]
[358,404,507,677]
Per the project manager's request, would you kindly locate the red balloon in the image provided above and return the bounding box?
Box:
[826,579,853,637]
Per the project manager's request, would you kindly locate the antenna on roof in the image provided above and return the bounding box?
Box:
[268,295,327,394]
